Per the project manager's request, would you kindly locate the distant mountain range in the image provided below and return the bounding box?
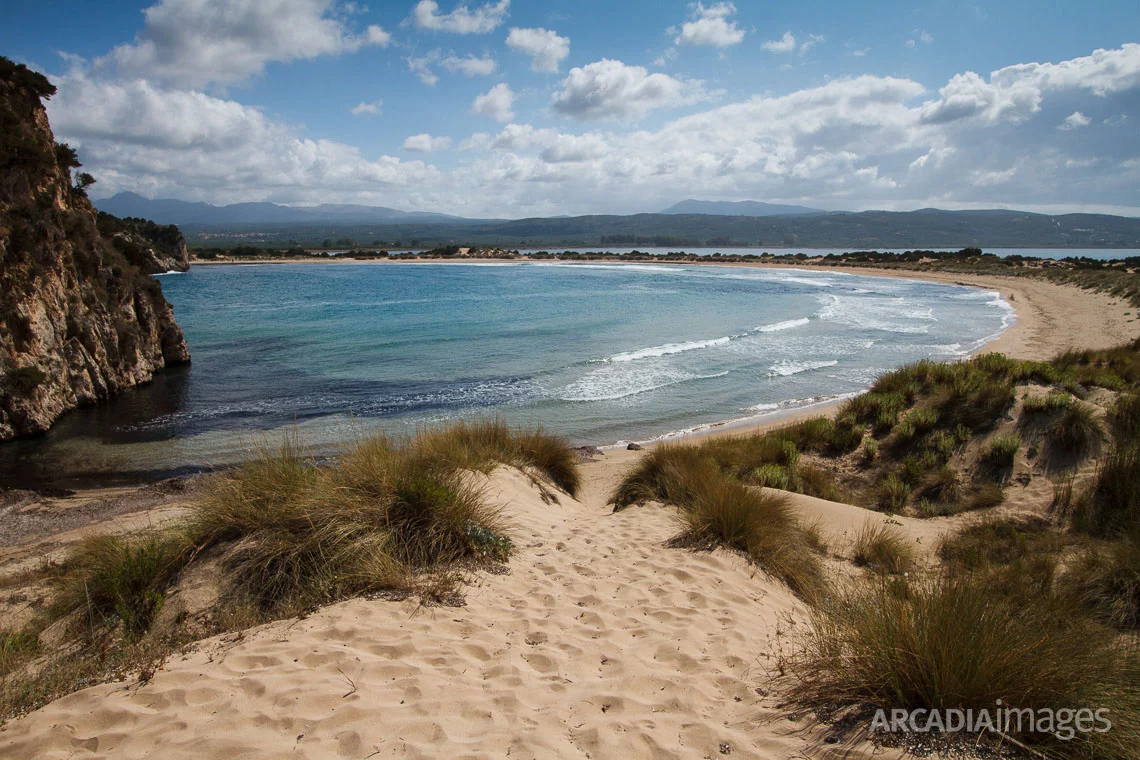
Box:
[659,199,823,216]
[96,192,472,226]
[94,192,1140,250]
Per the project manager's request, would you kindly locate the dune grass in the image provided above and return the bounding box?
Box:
[1066,535,1140,629]
[51,533,193,638]
[783,570,1140,756]
[1046,403,1106,460]
[851,522,915,574]
[610,444,826,600]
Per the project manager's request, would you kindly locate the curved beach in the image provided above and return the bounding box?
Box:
[1,272,1137,760]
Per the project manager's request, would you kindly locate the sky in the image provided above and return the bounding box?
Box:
[3,0,1139,217]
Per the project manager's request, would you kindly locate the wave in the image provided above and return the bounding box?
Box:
[816,294,937,334]
[153,270,186,276]
[755,317,810,333]
[558,369,729,402]
[767,359,839,377]
[601,318,810,364]
[606,336,732,363]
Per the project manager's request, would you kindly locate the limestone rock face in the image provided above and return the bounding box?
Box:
[0,58,190,441]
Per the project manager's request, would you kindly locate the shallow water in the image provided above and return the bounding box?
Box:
[0,262,1013,487]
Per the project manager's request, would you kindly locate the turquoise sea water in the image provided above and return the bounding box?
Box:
[0,262,1014,487]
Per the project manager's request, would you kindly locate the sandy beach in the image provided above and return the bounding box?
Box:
[1,269,1136,759]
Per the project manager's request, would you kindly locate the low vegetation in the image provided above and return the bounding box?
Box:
[851,522,915,574]
[0,420,580,721]
[610,444,826,600]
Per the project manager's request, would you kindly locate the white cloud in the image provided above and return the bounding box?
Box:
[403,133,452,152]
[47,72,438,204]
[761,31,796,54]
[440,54,497,76]
[407,52,440,85]
[1059,111,1091,130]
[47,41,1140,218]
[99,0,390,89]
[505,27,570,73]
[351,99,383,116]
[550,59,714,121]
[921,45,1140,125]
[799,34,825,56]
[907,29,933,48]
[674,2,745,48]
[471,82,515,121]
[409,0,509,34]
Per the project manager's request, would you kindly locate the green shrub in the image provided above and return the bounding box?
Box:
[982,433,1021,468]
[1073,445,1140,537]
[1047,404,1105,460]
[874,473,910,512]
[54,533,191,637]
[750,463,789,490]
[859,438,879,466]
[1021,393,1073,416]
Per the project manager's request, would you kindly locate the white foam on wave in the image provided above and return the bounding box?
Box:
[606,336,732,363]
[767,359,839,377]
[816,294,937,334]
[154,270,185,276]
[559,368,729,402]
[600,318,810,364]
[756,317,810,333]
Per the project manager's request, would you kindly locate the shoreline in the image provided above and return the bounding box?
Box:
[17,260,1139,487]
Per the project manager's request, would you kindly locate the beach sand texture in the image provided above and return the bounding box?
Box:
[1,272,1137,759]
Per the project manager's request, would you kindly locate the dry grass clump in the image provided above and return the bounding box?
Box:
[873,473,910,512]
[410,418,581,496]
[980,433,1021,470]
[1066,536,1140,629]
[1046,403,1106,460]
[783,571,1140,757]
[851,523,915,574]
[611,446,826,600]
[52,533,194,638]
[673,476,826,601]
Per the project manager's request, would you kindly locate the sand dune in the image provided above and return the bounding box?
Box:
[1,463,910,759]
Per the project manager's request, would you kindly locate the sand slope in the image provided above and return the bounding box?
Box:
[0,462,914,759]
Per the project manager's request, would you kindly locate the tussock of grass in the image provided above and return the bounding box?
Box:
[1109,391,1140,443]
[609,445,713,510]
[1021,392,1073,416]
[963,482,1005,511]
[611,445,826,600]
[783,571,1140,756]
[937,516,1060,572]
[1072,445,1140,537]
[981,433,1021,469]
[851,523,915,574]
[873,473,910,512]
[52,533,192,638]
[1046,403,1106,460]
[0,630,38,680]
[916,466,962,504]
[1066,536,1140,629]
[674,476,826,601]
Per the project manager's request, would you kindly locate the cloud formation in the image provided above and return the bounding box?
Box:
[403,133,452,152]
[674,2,745,48]
[351,99,383,116]
[761,32,796,54]
[471,82,515,121]
[99,0,389,89]
[410,0,509,34]
[551,59,713,121]
[506,27,570,73]
[440,54,497,76]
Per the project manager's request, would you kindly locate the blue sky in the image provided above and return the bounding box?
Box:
[4,0,1139,216]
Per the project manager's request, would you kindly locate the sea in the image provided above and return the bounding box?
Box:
[0,261,1018,488]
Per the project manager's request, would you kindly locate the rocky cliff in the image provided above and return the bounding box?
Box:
[0,58,190,441]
